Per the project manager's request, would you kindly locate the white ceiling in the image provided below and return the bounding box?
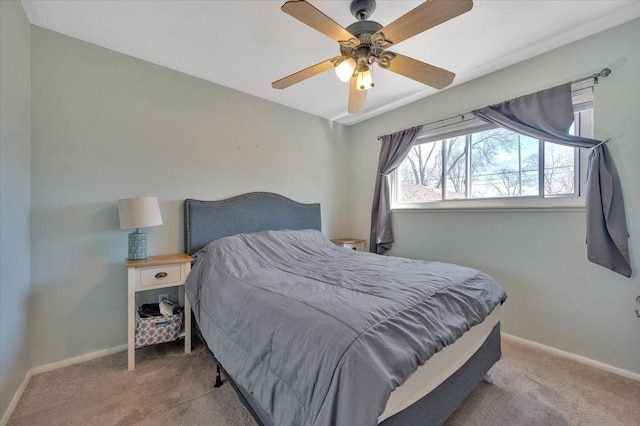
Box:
[21,0,640,126]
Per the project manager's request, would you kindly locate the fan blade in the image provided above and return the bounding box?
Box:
[282,1,359,46]
[385,52,455,89]
[348,76,366,113]
[374,0,473,46]
[272,56,343,89]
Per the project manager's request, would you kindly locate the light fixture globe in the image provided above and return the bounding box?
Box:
[335,58,356,82]
[356,68,374,91]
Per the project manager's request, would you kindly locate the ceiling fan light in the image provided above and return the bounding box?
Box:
[335,58,356,82]
[356,69,374,91]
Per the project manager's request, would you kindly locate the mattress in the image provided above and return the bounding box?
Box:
[379,304,501,422]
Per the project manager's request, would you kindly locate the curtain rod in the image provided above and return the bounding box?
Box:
[570,67,611,85]
[377,68,612,140]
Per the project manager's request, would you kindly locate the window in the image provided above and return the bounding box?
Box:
[392,89,593,210]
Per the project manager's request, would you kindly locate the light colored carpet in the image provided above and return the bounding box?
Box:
[8,337,640,425]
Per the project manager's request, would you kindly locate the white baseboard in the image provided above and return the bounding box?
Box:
[501,332,640,382]
[31,344,127,375]
[0,369,32,426]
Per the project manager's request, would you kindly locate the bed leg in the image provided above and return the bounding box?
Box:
[482,373,495,384]
[214,365,224,388]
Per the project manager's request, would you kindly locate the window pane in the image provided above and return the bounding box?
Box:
[398,141,443,202]
[444,136,467,199]
[544,142,575,196]
[520,135,539,196]
[470,129,539,198]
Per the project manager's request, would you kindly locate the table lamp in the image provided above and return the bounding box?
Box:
[118,196,163,260]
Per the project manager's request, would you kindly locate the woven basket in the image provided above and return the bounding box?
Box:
[135,309,183,348]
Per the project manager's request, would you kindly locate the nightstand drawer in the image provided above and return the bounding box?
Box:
[331,238,366,252]
[342,243,364,251]
[139,265,182,288]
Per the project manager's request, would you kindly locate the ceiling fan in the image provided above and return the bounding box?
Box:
[272,0,473,114]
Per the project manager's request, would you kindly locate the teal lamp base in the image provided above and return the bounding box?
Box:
[128,229,147,260]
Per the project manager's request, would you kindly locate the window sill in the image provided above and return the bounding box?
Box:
[391,196,585,212]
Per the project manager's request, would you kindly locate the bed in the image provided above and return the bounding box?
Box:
[184,192,506,426]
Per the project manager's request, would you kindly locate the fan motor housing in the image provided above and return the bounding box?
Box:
[341,20,383,57]
[345,20,383,38]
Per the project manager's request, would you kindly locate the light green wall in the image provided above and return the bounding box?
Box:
[347,19,640,374]
[0,0,32,416]
[30,27,350,366]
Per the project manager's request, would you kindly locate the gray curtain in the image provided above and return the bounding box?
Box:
[370,126,423,254]
[473,83,631,277]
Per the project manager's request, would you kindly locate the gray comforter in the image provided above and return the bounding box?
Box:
[185,229,506,426]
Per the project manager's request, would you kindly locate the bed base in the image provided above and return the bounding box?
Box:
[380,323,501,425]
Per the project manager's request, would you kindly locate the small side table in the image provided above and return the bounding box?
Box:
[331,238,367,252]
[126,253,192,370]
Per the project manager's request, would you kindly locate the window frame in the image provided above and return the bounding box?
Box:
[390,89,593,211]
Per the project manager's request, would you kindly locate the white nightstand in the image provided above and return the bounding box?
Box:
[331,238,367,252]
[126,253,192,370]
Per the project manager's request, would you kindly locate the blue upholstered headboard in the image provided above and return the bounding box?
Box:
[184,192,321,255]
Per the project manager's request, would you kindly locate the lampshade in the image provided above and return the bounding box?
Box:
[118,197,163,230]
[335,58,356,82]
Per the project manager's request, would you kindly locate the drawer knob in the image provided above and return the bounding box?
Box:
[155,272,168,278]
